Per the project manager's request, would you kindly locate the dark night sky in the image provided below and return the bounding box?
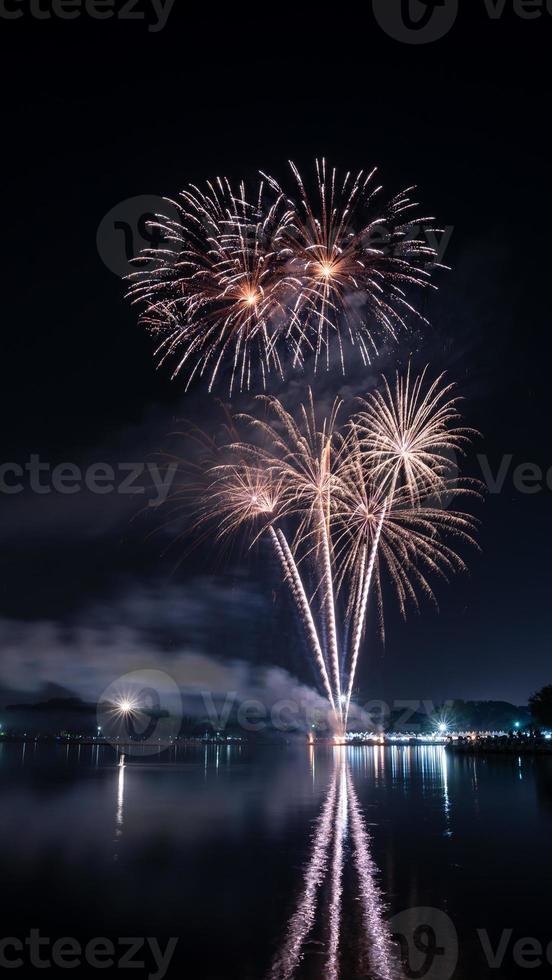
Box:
[0,2,551,710]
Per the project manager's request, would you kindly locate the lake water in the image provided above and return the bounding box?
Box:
[0,741,551,979]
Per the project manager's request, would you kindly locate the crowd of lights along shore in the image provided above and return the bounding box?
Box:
[178,366,480,734]
[126,160,445,392]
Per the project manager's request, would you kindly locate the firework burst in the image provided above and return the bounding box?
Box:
[355,363,475,501]
[127,177,296,392]
[181,368,479,731]
[127,162,444,391]
[264,159,443,373]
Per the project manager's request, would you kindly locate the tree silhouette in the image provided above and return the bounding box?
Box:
[529,686,552,729]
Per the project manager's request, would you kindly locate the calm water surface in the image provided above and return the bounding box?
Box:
[1,741,551,979]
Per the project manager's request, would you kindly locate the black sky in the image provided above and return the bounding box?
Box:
[1,2,551,708]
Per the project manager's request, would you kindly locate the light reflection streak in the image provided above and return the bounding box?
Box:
[269,751,398,980]
[441,750,452,836]
[269,764,339,980]
[308,743,316,785]
[327,762,347,980]
[347,768,396,980]
[116,764,125,836]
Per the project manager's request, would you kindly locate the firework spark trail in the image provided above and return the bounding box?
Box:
[238,392,346,723]
[128,163,442,391]
[336,364,479,723]
[269,526,336,714]
[269,769,339,980]
[344,500,388,725]
[338,487,479,722]
[318,497,342,725]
